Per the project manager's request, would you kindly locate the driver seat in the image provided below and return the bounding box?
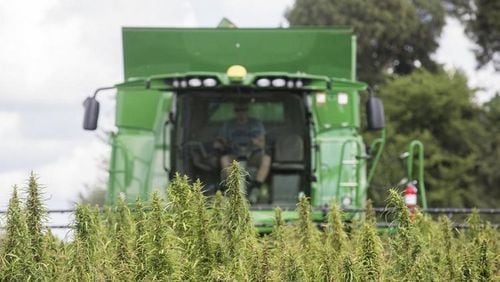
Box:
[272,134,304,170]
[271,134,304,204]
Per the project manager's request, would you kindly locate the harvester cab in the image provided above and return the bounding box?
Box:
[83,26,388,229]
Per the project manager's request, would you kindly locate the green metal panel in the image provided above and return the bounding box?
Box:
[313,90,358,131]
[107,132,157,205]
[311,129,367,207]
[116,89,164,130]
[108,90,173,205]
[102,25,377,227]
[122,28,354,80]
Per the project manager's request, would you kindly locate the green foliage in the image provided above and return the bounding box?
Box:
[438,216,458,280]
[474,94,500,205]
[326,202,348,254]
[70,204,100,280]
[113,194,133,280]
[297,195,314,250]
[357,200,383,281]
[1,186,32,281]
[286,0,445,84]
[25,173,46,264]
[358,221,382,281]
[478,239,491,281]
[369,70,497,207]
[132,199,148,280]
[1,172,499,280]
[322,202,348,280]
[222,162,254,257]
[286,0,500,209]
[147,191,174,280]
[341,255,356,282]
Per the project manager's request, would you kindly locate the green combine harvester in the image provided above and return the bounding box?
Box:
[83,21,426,231]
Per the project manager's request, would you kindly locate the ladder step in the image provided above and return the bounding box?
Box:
[340,182,358,187]
[342,160,358,165]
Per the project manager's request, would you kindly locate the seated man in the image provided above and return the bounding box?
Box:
[215,102,271,202]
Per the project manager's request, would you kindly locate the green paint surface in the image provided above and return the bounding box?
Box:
[122,28,354,80]
[104,26,380,228]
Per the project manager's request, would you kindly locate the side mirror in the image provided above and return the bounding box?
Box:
[366,96,385,130]
[83,97,100,130]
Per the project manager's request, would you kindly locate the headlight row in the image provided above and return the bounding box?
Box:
[255,77,305,88]
[168,77,219,88]
[162,76,312,89]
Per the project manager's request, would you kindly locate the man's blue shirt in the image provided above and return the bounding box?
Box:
[219,118,265,157]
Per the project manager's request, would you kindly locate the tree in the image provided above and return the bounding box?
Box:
[370,69,493,207]
[447,0,500,70]
[286,0,446,84]
[77,184,107,207]
[474,94,500,204]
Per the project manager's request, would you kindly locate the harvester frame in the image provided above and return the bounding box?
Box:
[82,24,426,228]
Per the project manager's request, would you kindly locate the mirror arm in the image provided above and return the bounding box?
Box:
[367,86,374,97]
[163,118,170,175]
[92,86,116,99]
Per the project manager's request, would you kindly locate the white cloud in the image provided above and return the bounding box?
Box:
[433,17,500,103]
[218,0,294,27]
[191,0,293,27]
[0,139,108,210]
[0,112,20,136]
[0,0,198,107]
[0,0,198,214]
[0,139,108,239]
[0,111,73,170]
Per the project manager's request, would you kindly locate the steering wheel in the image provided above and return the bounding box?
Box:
[185,141,216,171]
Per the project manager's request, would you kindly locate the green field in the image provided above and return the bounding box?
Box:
[1,164,498,281]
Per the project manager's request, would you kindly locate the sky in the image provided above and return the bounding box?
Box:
[0,0,499,217]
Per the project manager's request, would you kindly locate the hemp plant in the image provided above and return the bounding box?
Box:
[146,190,174,280]
[1,186,32,281]
[113,193,133,280]
[24,173,47,264]
[358,210,382,281]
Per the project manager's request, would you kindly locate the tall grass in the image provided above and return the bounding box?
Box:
[1,164,499,281]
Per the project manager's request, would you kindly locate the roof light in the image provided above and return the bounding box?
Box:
[203,78,217,87]
[172,79,180,88]
[287,80,295,88]
[342,196,352,207]
[272,78,286,87]
[226,65,247,79]
[256,78,271,87]
[316,92,327,105]
[337,92,349,105]
[188,78,202,87]
[295,80,303,88]
[180,80,187,88]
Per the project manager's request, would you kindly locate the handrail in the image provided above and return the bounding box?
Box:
[162,119,170,174]
[336,138,364,206]
[109,138,153,203]
[406,140,427,209]
[367,129,386,186]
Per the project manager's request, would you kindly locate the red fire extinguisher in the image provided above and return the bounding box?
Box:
[404,182,418,220]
